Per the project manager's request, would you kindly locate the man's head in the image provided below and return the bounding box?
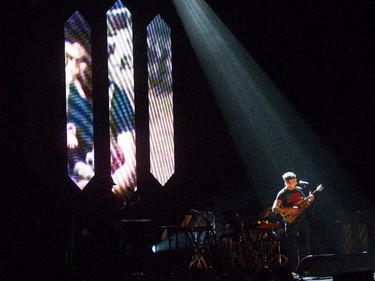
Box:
[282,172,297,189]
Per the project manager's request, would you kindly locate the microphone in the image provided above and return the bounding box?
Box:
[299,180,309,185]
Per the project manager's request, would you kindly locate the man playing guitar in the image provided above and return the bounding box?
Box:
[272,172,315,272]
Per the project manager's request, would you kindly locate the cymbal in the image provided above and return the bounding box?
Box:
[256,222,279,229]
[248,220,279,230]
[258,207,275,219]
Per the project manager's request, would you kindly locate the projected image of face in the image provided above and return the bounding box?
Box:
[65,12,94,189]
[107,2,136,200]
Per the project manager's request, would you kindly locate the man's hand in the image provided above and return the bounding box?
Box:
[272,199,282,213]
[67,123,78,149]
[272,206,280,213]
[308,191,315,203]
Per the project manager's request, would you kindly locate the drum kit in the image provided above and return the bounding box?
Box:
[217,208,288,272]
[152,208,288,276]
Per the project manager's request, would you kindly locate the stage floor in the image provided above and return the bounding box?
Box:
[296,273,375,281]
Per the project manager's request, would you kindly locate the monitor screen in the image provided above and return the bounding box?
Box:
[147,15,174,186]
[107,1,137,199]
[65,11,94,189]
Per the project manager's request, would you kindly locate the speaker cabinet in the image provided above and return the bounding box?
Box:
[297,253,375,277]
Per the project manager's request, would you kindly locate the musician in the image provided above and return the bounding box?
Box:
[272,172,314,272]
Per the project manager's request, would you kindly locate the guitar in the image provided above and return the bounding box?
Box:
[278,184,324,224]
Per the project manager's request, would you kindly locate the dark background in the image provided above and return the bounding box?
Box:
[1,0,375,279]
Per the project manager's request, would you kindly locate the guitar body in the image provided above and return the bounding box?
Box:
[278,204,307,224]
[278,184,323,224]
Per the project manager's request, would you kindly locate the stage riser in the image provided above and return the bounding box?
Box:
[297,253,375,277]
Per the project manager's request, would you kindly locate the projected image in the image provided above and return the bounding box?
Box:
[147,15,174,186]
[65,12,94,189]
[107,1,136,199]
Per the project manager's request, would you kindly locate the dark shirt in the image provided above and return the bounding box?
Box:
[67,83,93,176]
[110,82,134,135]
[67,83,93,150]
[276,186,307,208]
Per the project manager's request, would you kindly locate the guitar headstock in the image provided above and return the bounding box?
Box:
[316,184,324,192]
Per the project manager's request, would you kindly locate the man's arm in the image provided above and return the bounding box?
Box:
[272,199,282,213]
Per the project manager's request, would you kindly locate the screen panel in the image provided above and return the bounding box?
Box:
[107,1,136,199]
[147,15,174,186]
[65,11,94,189]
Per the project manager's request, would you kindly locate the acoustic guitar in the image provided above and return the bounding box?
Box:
[278,184,324,224]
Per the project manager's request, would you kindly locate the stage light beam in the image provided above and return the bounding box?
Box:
[173,0,354,212]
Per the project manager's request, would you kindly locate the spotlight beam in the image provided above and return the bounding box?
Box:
[173,0,353,209]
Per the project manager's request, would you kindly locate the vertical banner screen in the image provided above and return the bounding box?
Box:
[65,11,94,189]
[147,15,174,186]
[107,1,137,199]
